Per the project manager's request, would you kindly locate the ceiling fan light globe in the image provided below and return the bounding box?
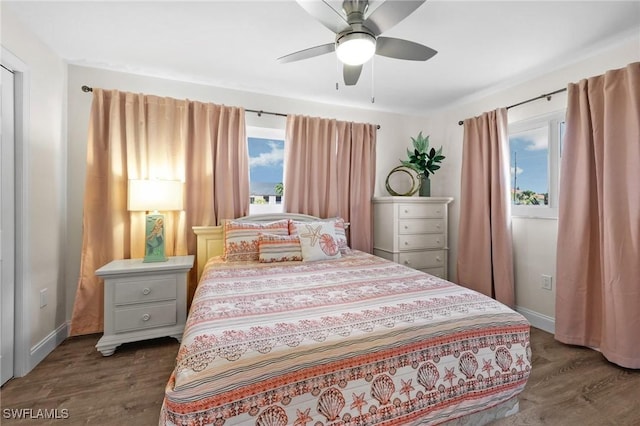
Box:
[336,33,376,66]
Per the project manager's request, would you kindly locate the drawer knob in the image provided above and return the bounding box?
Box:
[142,287,151,295]
[404,225,409,229]
[142,313,151,321]
[404,260,410,265]
[436,224,441,229]
[437,239,441,244]
[404,241,409,246]
[404,209,409,213]
[436,256,442,262]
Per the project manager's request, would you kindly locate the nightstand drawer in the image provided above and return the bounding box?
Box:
[398,203,445,219]
[399,219,444,234]
[114,276,177,305]
[399,250,445,269]
[399,234,444,250]
[114,301,177,333]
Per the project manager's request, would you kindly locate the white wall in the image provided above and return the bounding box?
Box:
[427,36,640,332]
[65,64,429,321]
[1,7,68,369]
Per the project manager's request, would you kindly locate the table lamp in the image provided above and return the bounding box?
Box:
[128,179,183,262]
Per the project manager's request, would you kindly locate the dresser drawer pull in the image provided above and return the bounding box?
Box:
[404,260,410,265]
[436,256,442,262]
[404,225,409,229]
[142,288,151,295]
[142,313,151,321]
[404,209,409,214]
[436,224,441,229]
[404,241,409,246]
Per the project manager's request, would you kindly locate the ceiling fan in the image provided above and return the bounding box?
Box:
[278,0,437,86]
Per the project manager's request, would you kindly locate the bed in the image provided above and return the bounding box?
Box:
[160,213,531,425]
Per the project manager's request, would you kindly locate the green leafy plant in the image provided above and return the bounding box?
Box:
[400,132,445,177]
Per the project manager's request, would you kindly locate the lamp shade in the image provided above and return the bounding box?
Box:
[336,32,376,66]
[128,179,183,212]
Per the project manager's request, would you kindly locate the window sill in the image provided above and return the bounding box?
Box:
[511,205,558,220]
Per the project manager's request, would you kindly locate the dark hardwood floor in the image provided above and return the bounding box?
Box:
[1,328,639,425]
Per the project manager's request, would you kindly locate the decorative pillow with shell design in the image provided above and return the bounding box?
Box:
[289,217,350,254]
[293,221,341,262]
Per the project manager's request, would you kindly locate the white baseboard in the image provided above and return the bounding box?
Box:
[515,306,555,334]
[29,321,69,371]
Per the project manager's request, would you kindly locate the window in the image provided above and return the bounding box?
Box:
[247,126,285,214]
[508,111,564,218]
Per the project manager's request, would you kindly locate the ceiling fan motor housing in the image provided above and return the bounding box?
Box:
[342,0,369,22]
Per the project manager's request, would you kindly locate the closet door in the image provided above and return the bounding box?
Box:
[1,64,16,385]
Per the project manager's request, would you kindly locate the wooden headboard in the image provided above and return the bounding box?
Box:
[192,213,322,281]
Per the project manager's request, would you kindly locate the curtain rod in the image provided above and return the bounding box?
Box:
[81,85,381,130]
[457,87,567,126]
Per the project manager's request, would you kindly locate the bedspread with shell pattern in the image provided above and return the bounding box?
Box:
[160,250,531,426]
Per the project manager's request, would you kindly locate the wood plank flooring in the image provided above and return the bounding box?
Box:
[1,328,639,425]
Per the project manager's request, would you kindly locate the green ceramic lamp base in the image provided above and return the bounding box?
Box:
[143,212,168,262]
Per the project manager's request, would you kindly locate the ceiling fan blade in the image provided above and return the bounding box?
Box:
[376,37,437,61]
[295,0,348,34]
[277,43,336,64]
[343,64,363,86]
[364,0,426,35]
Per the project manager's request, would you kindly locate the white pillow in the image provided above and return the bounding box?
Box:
[289,217,350,253]
[294,221,342,262]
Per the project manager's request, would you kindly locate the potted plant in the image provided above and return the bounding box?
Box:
[400,132,445,196]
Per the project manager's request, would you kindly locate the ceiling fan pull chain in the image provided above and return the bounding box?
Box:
[371,55,375,103]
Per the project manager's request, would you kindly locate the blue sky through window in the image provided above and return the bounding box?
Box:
[248,137,284,195]
[509,126,548,196]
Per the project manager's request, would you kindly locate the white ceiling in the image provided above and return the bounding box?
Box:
[5,1,640,115]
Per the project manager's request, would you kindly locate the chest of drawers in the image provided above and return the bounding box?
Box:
[95,255,194,356]
[373,197,453,279]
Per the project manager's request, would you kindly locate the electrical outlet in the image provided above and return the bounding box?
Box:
[40,288,48,308]
[541,275,553,291]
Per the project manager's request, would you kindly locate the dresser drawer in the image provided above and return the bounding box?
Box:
[422,267,445,279]
[399,234,444,250]
[398,203,445,219]
[399,250,445,269]
[114,276,177,305]
[114,301,177,333]
[398,219,444,234]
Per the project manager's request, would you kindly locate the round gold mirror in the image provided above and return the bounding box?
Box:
[385,166,421,196]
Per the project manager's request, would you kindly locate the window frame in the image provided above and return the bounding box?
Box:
[508,110,565,219]
[246,126,286,215]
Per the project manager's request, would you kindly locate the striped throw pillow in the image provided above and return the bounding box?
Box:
[223,219,289,261]
[258,233,303,263]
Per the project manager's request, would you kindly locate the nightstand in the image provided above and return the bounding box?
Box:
[95,255,194,356]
